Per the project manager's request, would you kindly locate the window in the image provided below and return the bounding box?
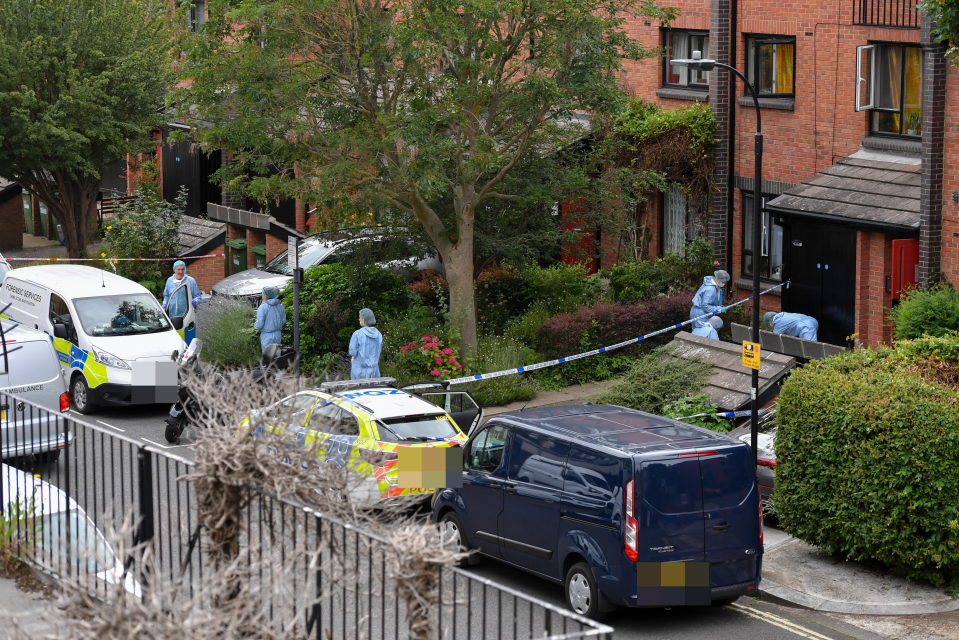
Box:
[467,425,508,474]
[746,36,796,96]
[641,458,703,515]
[507,430,569,490]
[190,1,205,32]
[664,30,710,88]
[699,449,754,510]
[856,44,922,137]
[741,192,783,282]
[307,403,360,436]
[49,294,78,345]
[563,446,620,503]
[662,184,704,257]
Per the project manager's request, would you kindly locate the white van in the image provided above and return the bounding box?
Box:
[0,266,189,414]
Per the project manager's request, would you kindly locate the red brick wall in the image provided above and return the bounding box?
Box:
[266,234,287,262]
[0,193,24,249]
[186,244,226,293]
[855,230,893,347]
[246,229,266,269]
[940,60,959,284]
[228,224,244,241]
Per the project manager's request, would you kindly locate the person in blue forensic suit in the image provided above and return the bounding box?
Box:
[162,260,201,317]
[691,316,723,340]
[349,308,383,380]
[764,311,819,342]
[690,269,730,329]
[254,286,287,352]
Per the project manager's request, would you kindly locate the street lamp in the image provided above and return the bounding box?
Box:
[671,50,764,468]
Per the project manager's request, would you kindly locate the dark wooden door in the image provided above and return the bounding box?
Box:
[782,220,857,346]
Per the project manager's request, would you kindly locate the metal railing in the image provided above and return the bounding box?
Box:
[853,0,920,28]
[0,393,614,639]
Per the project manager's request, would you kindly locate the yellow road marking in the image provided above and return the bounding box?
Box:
[729,602,834,640]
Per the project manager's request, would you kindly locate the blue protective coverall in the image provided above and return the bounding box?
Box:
[254,298,287,352]
[691,324,720,340]
[349,326,383,379]
[770,312,819,341]
[690,276,724,329]
[162,275,201,317]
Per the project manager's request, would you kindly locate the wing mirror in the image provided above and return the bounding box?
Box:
[170,316,184,331]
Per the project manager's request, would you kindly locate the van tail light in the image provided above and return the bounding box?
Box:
[59,392,70,413]
[624,479,639,562]
[358,448,398,468]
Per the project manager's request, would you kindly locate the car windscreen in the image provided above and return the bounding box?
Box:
[40,509,117,574]
[263,241,333,275]
[74,294,171,337]
[379,415,459,440]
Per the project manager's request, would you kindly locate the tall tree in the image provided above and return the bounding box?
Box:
[0,0,175,258]
[177,0,675,357]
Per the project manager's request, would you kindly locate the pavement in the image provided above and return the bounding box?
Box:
[482,378,620,421]
[0,572,63,639]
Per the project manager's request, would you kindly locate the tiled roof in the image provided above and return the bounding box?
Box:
[766,156,920,231]
[178,215,226,256]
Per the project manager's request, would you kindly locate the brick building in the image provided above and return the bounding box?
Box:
[599,0,949,347]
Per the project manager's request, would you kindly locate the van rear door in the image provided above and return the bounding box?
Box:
[700,446,761,586]
[638,458,705,563]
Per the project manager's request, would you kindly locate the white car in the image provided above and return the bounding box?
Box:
[211,231,442,305]
[0,462,141,597]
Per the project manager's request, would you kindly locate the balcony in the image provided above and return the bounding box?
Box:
[853,0,920,28]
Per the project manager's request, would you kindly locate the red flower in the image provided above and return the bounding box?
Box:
[448,357,456,363]
[422,335,431,340]
[435,357,442,364]
[455,364,462,369]
[430,369,441,376]
[425,342,438,349]
[442,348,453,355]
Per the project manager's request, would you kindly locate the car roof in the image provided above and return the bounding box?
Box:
[6,265,150,298]
[492,404,743,458]
[0,317,55,343]
[304,388,447,421]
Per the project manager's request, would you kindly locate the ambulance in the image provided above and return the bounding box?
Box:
[1,266,189,414]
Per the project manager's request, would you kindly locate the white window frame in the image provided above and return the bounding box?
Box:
[855,44,876,111]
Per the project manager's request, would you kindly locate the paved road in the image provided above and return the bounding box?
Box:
[67,402,197,457]
[467,559,888,640]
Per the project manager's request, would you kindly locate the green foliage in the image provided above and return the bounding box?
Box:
[604,238,715,301]
[891,282,959,341]
[196,296,261,368]
[662,394,732,433]
[614,100,717,151]
[103,189,186,298]
[462,335,539,407]
[505,302,555,347]
[397,334,463,379]
[0,0,176,257]
[280,263,412,372]
[920,0,959,62]
[594,347,715,414]
[520,263,596,314]
[776,335,959,588]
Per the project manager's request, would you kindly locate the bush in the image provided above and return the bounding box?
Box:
[476,263,526,334]
[604,238,715,302]
[462,335,539,407]
[103,188,186,298]
[396,334,464,379]
[776,335,959,588]
[891,282,959,341]
[520,263,594,314]
[593,347,714,414]
[280,263,412,371]
[196,296,261,368]
[662,394,732,433]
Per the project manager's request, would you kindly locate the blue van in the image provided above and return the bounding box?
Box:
[431,404,762,620]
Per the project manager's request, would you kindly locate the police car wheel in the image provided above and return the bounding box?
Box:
[71,376,97,415]
[565,562,607,622]
[439,512,471,567]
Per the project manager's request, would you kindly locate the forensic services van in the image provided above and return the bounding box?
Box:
[1,266,187,414]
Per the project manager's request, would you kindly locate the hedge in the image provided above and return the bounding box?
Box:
[776,335,959,588]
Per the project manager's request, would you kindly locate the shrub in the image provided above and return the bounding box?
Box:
[891,282,959,341]
[103,188,186,298]
[520,262,594,314]
[196,296,261,368]
[662,394,732,433]
[462,335,539,407]
[407,269,449,310]
[396,334,464,379]
[604,238,715,302]
[593,347,714,415]
[505,302,554,347]
[776,334,959,588]
[476,263,527,334]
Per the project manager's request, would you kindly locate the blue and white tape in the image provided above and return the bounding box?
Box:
[675,408,772,421]
[405,280,790,390]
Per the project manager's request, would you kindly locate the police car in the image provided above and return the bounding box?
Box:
[249,378,482,502]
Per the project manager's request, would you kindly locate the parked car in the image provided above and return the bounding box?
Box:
[432,404,763,620]
[242,378,482,504]
[0,316,72,461]
[211,230,442,305]
[727,404,777,510]
[1,462,141,596]
[1,266,187,414]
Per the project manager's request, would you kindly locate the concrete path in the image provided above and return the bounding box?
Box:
[0,576,64,639]
[483,378,620,420]
[761,526,959,616]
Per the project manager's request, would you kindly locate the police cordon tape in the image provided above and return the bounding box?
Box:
[674,408,772,421]
[404,280,791,391]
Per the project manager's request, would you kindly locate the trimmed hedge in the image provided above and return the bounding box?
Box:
[776,335,959,588]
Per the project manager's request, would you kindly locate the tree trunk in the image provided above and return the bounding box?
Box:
[37,177,100,258]
[444,238,478,362]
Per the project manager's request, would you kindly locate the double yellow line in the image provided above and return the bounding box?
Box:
[728,602,836,639]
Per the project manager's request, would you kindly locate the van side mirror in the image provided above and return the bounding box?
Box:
[53,324,68,340]
[170,316,184,331]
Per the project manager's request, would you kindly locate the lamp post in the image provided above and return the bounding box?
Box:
[671,51,764,467]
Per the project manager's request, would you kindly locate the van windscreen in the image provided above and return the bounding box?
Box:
[74,294,171,337]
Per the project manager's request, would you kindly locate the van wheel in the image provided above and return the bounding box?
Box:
[439,512,471,567]
[565,562,607,621]
[71,376,97,415]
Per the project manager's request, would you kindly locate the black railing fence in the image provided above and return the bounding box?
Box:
[0,393,613,640]
[853,0,921,27]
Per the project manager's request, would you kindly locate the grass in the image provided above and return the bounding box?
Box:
[460,335,539,407]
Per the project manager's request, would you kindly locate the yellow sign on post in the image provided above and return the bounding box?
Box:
[742,341,761,370]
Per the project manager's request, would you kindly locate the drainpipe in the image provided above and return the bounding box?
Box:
[726,0,738,279]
